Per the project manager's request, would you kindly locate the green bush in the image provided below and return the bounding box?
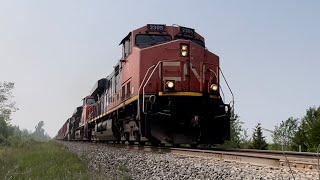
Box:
[7,136,38,148]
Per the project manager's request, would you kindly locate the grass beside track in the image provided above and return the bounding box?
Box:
[0,137,99,180]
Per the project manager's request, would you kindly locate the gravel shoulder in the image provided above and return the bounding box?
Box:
[59,141,318,180]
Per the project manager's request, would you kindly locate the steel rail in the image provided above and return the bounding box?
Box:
[88,142,320,172]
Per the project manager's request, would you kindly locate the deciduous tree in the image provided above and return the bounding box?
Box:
[0,82,17,142]
[0,82,17,122]
[32,121,50,140]
[272,117,299,150]
[293,106,320,152]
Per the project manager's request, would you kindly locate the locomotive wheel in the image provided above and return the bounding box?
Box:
[124,132,130,141]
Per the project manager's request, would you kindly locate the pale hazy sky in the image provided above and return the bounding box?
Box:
[0,1,319,140]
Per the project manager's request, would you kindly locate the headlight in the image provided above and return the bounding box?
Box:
[180,44,189,57]
[165,81,175,89]
[181,45,188,51]
[181,51,188,57]
[225,106,229,113]
[210,84,218,91]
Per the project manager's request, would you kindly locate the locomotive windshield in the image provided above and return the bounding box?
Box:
[135,34,172,48]
[86,98,95,105]
[174,36,205,47]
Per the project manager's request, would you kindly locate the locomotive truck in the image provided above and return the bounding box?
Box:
[57,24,234,146]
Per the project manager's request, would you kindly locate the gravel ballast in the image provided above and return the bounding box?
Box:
[59,141,318,180]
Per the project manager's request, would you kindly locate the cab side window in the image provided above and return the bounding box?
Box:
[122,39,131,58]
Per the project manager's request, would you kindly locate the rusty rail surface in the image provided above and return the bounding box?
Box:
[206,148,320,171]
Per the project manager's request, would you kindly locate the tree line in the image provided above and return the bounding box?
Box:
[0,82,50,145]
[226,106,320,152]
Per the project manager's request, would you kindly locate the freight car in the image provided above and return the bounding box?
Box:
[56,106,82,140]
[57,24,234,146]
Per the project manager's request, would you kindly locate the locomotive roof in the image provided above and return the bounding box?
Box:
[72,106,82,116]
[119,24,204,45]
[90,78,108,97]
[119,32,131,45]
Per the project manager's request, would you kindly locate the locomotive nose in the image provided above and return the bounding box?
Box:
[162,41,206,93]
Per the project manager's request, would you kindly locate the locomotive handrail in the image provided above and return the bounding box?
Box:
[137,60,180,138]
[209,69,226,102]
[141,59,181,116]
[136,64,156,120]
[87,105,94,121]
[138,59,182,120]
[218,67,235,110]
[201,62,234,110]
[142,61,163,115]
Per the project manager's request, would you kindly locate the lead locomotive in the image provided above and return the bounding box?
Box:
[57,24,234,146]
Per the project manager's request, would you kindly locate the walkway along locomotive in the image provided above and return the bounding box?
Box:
[57,24,234,146]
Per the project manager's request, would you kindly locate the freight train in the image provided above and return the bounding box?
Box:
[57,24,234,146]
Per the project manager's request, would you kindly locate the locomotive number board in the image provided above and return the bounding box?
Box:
[147,24,166,31]
[180,26,195,35]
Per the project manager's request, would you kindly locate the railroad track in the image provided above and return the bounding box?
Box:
[170,148,320,172]
[90,142,320,172]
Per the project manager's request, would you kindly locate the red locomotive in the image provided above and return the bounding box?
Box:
[57,24,234,146]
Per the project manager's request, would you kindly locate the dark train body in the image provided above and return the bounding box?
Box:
[57,24,233,146]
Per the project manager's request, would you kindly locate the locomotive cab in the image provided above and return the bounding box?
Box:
[80,96,95,126]
[61,24,233,146]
